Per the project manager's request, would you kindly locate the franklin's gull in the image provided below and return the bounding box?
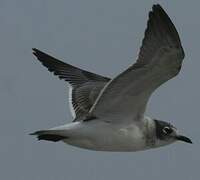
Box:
[31,4,192,152]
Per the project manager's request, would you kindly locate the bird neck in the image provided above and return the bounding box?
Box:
[143,116,157,147]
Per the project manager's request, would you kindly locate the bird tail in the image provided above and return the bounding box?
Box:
[30,130,68,142]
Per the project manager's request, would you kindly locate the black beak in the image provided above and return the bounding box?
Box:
[176,135,192,144]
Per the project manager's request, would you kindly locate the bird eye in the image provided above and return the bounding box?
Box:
[162,127,173,135]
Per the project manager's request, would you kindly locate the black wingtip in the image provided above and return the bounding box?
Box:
[152,4,167,15]
[29,130,66,142]
[32,48,41,57]
[152,4,163,10]
[32,48,48,57]
[152,4,173,22]
[32,48,39,58]
[29,132,35,135]
[32,48,37,53]
[29,130,42,136]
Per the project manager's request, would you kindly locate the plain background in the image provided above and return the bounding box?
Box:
[0,0,199,179]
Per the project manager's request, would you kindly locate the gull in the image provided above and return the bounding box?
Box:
[31,4,192,152]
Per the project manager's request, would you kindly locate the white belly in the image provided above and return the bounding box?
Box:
[61,121,148,152]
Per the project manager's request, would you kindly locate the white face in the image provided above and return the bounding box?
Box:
[155,126,178,148]
[153,120,192,147]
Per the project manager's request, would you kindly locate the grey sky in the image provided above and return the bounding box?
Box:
[0,0,199,179]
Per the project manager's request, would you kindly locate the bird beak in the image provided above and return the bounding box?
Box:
[176,135,192,144]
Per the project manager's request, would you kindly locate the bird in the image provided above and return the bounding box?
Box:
[30,4,192,152]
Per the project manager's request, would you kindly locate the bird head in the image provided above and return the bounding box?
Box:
[154,119,192,147]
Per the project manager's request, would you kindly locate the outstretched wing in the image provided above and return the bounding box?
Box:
[32,48,110,119]
[89,4,185,123]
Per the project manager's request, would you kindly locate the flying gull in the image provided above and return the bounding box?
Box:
[31,4,192,152]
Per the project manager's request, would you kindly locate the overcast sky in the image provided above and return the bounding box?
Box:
[0,0,199,179]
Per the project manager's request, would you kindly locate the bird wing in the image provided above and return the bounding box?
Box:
[88,4,185,123]
[32,48,110,119]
